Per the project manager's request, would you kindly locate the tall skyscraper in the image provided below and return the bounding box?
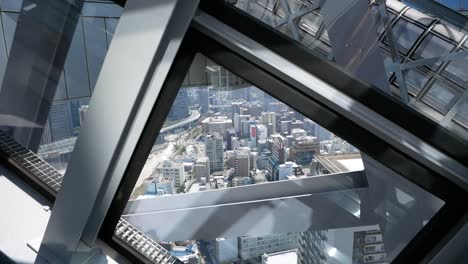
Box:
[352,229,387,264]
[297,231,327,264]
[78,105,89,127]
[234,148,250,177]
[225,128,236,150]
[268,134,286,181]
[261,112,276,135]
[194,156,210,181]
[198,87,209,114]
[48,101,74,141]
[205,134,224,173]
[167,87,189,121]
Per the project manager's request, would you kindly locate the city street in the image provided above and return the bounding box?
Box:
[133,125,203,194]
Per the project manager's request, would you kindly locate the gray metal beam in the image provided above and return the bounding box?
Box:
[123,189,369,242]
[124,170,367,215]
[0,0,84,152]
[38,0,199,262]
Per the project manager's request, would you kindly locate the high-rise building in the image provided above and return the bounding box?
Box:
[194,156,210,181]
[198,87,209,113]
[278,161,303,181]
[261,112,276,135]
[78,105,89,127]
[250,124,257,147]
[225,128,236,150]
[297,231,327,264]
[352,230,387,264]
[47,101,74,142]
[234,148,250,177]
[268,134,286,181]
[155,176,175,196]
[290,136,320,165]
[250,151,258,171]
[234,114,251,135]
[201,116,233,135]
[153,160,186,188]
[205,134,224,173]
[167,87,189,121]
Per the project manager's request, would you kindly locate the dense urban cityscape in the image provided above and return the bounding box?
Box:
[36,62,383,264]
[35,59,388,264]
[124,78,380,264]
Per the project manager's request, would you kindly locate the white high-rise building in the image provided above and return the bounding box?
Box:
[78,105,89,127]
[153,160,186,188]
[205,134,224,173]
[154,176,175,195]
[278,162,294,181]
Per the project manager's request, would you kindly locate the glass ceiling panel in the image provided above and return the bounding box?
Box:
[228,0,468,140]
[116,53,444,264]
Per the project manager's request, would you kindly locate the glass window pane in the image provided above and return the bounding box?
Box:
[0,12,9,85]
[104,18,119,48]
[453,96,468,128]
[403,69,429,96]
[422,80,462,114]
[1,12,18,55]
[391,19,424,54]
[441,50,468,86]
[36,4,119,173]
[376,12,397,35]
[82,17,108,92]
[64,18,91,98]
[299,11,322,37]
[412,34,455,70]
[117,53,444,264]
[0,0,23,12]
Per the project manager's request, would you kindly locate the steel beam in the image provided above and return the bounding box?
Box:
[124,170,367,214]
[38,0,199,262]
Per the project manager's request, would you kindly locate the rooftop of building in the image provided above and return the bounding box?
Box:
[315,152,364,173]
[261,249,297,264]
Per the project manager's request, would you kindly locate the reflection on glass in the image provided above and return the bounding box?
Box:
[391,19,424,54]
[412,34,455,70]
[442,50,468,86]
[35,7,121,172]
[403,69,429,96]
[422,80,462,114]
[119,54,443,264]
[229,0,468,140]
[453,97,468,128]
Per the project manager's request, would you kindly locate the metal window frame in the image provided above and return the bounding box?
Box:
[0,0,465,262]
[99,23,468,264]
[195,0,468,166]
